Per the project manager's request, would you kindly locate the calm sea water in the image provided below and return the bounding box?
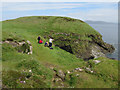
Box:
[87,23,118,60]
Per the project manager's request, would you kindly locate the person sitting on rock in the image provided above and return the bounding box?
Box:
[44,41,49,47]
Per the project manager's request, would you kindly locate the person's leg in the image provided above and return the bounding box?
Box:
[49,42,50,47]
[51,43,52,47]
[50,43,53,49]
[49,43,52,47]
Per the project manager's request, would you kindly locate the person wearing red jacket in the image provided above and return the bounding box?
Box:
[39,39,43,44]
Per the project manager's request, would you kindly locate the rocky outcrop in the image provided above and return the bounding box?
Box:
[88,34,115,53]
[45,32,115,60]
[74,68,84,72]
[93,60,101,64]
[57,70,66,81]
[91,45,105,59]
[53,69,66,81]
[2,39,32,55]
[85,67,94,73]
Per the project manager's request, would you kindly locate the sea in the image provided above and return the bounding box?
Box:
[86,22,118,60]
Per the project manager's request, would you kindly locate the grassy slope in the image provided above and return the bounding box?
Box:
[2,16,118,88]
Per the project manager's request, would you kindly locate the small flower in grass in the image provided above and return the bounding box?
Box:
[20,81,23,83]
[29,70,32,73]
[20,81,26,83]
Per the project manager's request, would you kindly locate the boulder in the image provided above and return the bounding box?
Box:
[27,40,31,45]
[75,68,83,72]
[53,78,62,82]
[67,70,70,74]
[93,60,101,64]
[28,46,32,55]
[76,74,79,77]
[57,70,65,80]
[4,41,9,43]
[85,67,94,73]
[18,42,25,46]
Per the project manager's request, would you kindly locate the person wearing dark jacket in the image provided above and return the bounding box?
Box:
[37,36,41,43]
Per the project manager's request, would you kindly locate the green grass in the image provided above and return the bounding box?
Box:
[2,16,118,88]
[88,57,118,88]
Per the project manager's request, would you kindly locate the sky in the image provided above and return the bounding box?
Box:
[1,0,119,2]
[1,2,119,23]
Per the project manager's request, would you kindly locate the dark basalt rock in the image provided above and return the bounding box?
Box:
[6,38,14,41]
[84,56,95,61]
[59,45,73,54]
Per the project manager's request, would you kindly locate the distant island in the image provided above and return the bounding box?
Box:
[85,20,117,24]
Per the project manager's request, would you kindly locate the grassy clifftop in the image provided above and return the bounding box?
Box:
[2,16,114,60]
[2,16,118,88]
[3,16,99,34]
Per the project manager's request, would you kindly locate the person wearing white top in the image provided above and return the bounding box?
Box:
[49,38,53,43]
[49,38,53,47]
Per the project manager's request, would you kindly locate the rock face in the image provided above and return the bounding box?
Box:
[3,39,32,55]
[45,32,115,60]
[91,45,105,59]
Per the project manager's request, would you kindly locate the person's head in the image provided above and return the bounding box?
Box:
[50,36,53,39]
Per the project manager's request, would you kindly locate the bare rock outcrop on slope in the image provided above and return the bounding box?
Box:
[2,39,32,55]
[45,32,115,60]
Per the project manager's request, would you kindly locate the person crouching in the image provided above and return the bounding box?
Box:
[44,41,49,47]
